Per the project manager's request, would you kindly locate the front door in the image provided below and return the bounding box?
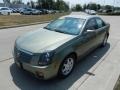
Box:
[76,18,98,58]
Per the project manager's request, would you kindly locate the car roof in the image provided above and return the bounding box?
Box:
[60,15,99,20]
[0,7,8,9]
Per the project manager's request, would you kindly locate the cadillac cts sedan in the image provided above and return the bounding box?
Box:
[13,15,110,80]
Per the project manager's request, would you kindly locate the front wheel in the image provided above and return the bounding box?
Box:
[58,54,75,78]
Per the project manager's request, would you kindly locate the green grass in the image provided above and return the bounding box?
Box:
[0,12,70,27]
[114,76,120,90]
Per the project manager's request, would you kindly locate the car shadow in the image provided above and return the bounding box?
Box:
[10,43,110,90]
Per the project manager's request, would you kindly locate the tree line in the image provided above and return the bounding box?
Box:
[72,3,120,11]
[9,0,69,11]
[4,0,120,11]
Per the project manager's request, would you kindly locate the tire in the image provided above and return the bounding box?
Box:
[21,12,24,15]
[58,54,75,78]
[8,12,10,15]
[30,12,32,15]
[101,34,108,47]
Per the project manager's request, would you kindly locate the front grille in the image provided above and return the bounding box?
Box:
[14,47,33,63]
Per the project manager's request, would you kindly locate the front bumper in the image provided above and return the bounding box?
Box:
[15,60,58,80]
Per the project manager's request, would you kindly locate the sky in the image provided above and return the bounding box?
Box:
[0,0,120,7]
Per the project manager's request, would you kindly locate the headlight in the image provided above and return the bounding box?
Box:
[38,51,55,66]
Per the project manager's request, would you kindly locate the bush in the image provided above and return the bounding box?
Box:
[98,12,120,15]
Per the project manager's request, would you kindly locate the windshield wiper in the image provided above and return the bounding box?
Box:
[44,27,66,34]
[44,27,52,30]
[54,29,65,34]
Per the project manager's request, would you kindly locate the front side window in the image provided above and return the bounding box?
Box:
[86,19,97,30]
[45,17,85,35]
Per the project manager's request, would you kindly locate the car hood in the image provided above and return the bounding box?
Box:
[16,28,76,53]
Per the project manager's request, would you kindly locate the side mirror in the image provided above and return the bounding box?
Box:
[83,29,96,35]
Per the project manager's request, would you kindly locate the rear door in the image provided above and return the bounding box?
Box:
[95,17,108,45]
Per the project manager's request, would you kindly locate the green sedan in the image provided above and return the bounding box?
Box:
[13,15,110,80]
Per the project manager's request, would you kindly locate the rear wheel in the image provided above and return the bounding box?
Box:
[8,12,10,15]
[58,54,75,78]
[30,12,32,15]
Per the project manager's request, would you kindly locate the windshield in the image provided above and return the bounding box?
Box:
[45,17,85,35]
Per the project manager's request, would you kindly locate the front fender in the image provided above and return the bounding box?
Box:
[54,44,76,66]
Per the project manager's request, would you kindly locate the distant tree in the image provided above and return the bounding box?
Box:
[52,0,56,10]
[30,1,35,8]
[105,5,113,10]
[3,0,10,3]
[87,3,97,11]
[3,0,11,7]
[27,1,35,8]
[54,0,69,11]
[76,4,82,11]
[35,0,69,11]
[97,4,101,10]
[12,0,22,4]
[36,0,42,9]
[72,4,82,11]
[27,2,30,6]
[83,4,87,10]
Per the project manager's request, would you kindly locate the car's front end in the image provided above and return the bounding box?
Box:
[13,44,60,79]
[13,26,76,79]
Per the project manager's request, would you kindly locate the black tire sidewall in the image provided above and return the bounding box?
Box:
[8,12,10,15]
[58,54,75,78]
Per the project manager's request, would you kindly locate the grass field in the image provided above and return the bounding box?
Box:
[114,76,120,90]
[0,13,69,27]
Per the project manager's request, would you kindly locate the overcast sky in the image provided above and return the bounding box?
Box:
[0,0,120,7]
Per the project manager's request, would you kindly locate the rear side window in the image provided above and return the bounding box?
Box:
[96,18,105,28]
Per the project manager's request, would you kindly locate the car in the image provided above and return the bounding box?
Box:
[85,9,96,15]
[9,8,14,13]
[114,10,120,14]
[19,8,25,13]
[102,10,107,13]
[20,8,33,15]
[31,9,42,15]
[39,9,48,14]
[89,10,96,15]
[85,9,90,13]
[11,8,19,13]
[47,10,56,14]
[106,9,112,13]
[20,8,41,15]
[0,7,12,15]
[13,15,110,80]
